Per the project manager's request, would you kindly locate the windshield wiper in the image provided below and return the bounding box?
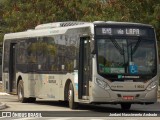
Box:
[110,39,127,71]
[132,38,141,55]
[110,39,124,55]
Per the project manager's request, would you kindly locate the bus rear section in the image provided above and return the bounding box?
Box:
[90,22,159,109]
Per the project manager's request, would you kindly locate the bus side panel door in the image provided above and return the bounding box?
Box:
[9,43,17,93]
[79,37,91,99]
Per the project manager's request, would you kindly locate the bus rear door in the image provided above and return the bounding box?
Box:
[9,43,17,93]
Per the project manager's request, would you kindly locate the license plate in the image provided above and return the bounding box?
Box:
[123,96,134,100]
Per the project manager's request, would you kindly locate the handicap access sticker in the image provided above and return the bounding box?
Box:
[129,65,138,74]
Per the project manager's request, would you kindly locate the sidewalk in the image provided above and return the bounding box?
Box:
[0,92,10,110]
[0,81,14,110]
[0,102,6,110]
[0,81,7,110]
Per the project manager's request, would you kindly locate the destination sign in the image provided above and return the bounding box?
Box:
[95,27,151,36]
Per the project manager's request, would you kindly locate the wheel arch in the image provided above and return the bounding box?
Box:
[64,79,72,101]
[16,76,22,94]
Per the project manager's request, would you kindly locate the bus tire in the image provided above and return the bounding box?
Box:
[17,80,28,103]
[68,82,78,109]
[120,103,131,110]
[28,97,36,103]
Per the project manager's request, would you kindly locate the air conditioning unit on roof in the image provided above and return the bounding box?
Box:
[35,21,89,30]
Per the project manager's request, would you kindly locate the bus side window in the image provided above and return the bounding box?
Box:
[27,39,38,63]
[26,38,38,72]
[17,41,27,64]
[3,40,10,72]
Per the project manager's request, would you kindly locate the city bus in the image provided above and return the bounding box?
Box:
[2,21,159,110]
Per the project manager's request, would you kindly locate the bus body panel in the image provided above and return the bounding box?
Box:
[90,75,158,103]
[2,23,92,102]
[2,73,9,93]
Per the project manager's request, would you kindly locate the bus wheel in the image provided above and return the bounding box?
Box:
[18,80,28,103]
[68,82,78,109]
[120,103,131,110]
[28,97,36,103]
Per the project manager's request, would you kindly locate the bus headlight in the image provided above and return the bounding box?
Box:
[95,79,110,90]
[146,81,157,91]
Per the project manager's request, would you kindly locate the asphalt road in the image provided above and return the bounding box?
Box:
[0,94,160,119]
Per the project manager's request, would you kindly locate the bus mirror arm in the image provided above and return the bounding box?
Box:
[90,49,96,59]
[90,39,95,55]
[91,49,96,55]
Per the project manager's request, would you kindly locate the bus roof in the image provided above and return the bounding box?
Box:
[4,21,153,40]
[35,21,90,30]
[94,21,153,28]
[4,22,92,40]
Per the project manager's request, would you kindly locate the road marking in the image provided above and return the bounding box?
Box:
[11,118,37,120]
[0,117,37,120]
[90,119,105,120]
[47,118,71,120]
[0,92,10,95]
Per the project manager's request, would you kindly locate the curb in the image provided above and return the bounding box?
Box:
[0,102,6,110]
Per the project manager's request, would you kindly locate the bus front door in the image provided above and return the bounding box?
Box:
[9,43,17,93]
[79,37,91,99]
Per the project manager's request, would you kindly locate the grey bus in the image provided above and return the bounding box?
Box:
[2,21,159,110]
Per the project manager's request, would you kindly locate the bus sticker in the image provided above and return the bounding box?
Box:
[129,65,138,74]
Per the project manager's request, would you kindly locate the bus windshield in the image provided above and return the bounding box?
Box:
[97,38,156,76]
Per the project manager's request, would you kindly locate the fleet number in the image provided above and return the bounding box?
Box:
[135,85,144,88]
